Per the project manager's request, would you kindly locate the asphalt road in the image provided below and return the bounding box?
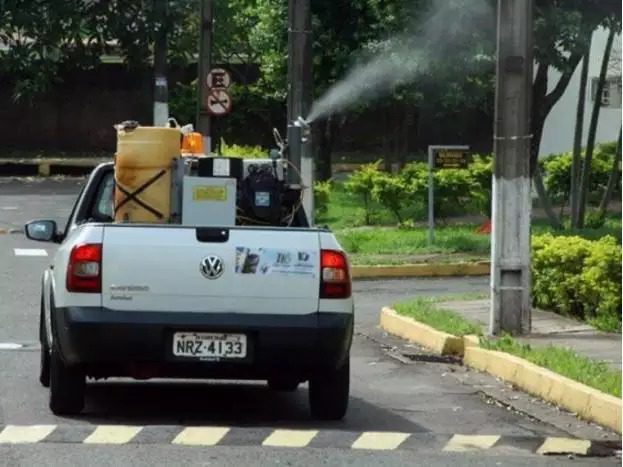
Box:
[0,177,619,466]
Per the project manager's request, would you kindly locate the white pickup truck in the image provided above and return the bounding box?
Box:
[26,162,353,420]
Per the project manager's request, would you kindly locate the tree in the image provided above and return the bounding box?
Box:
[0,0,199,101]
[576,25,617,227]
[530,0,621,228]
[569,42,591,226]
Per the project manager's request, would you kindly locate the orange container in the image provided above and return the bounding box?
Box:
[113,125,181,223]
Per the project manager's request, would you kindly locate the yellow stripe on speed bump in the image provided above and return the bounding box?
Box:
[536,437,591,456]
[351,432,410,450]
[262,429,318,448]
[443,435,500,452]
[83,425,142,444]
[172,427,230,446]
[0,425,56,443]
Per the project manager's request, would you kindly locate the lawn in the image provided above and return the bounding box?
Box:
[393,298,483,337]
[483,335,622,398]
[320,181,622,263]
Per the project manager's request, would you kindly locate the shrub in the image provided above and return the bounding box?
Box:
[532,234,622,332]
[541,144,616,204]
[344,160,383,225]
[400,161,483,220]
[219,139,267,158]
[468,154,493,217]
[313,180,332,216]
[371,172,410,223]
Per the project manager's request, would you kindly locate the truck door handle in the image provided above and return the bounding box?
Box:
[196,228,229,243]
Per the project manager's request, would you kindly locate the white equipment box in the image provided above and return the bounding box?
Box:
[182,176,237,226]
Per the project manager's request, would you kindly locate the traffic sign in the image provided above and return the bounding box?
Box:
[207,68,231,89]
[207,89,232,116]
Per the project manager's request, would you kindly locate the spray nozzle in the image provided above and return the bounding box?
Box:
[293,116,310,129]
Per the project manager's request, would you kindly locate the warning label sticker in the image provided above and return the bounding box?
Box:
[235,247,317,277]
[193,186,227,201]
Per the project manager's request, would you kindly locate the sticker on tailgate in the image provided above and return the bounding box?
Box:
[235,247,317,277]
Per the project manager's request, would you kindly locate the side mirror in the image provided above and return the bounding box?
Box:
[25,220,59,243]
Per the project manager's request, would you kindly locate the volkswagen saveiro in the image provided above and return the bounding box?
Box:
[26,162,353,420]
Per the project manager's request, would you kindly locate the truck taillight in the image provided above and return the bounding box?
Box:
[320,249,351,299]
[66,243,102,293]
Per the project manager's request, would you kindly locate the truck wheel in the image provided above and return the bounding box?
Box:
[309,359,349,420]
[49,347,85,415]
[268,377,299,392]
[39,306,50,388]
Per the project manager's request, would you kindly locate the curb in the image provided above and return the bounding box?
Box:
[380,307,464,355]
[379,307,622,434]
[464,346,622,434]
[0,158,109,177]
[352,262,490,279]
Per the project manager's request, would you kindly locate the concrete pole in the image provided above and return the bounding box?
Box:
[196,0,213,153]
[153,0,169,126]
[490,0,533,335]
[287,0,314,224]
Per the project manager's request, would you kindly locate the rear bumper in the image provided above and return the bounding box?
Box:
[53,307,353,380]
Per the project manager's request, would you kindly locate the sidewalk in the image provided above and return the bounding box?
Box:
[439,299,622,370]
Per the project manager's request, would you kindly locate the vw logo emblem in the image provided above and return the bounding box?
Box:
[200,255,224,279]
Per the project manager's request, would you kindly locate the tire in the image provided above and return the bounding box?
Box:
[268,377,300,392]
[49,346,85,415]
[39,304,50,388]
[309,359,349,421]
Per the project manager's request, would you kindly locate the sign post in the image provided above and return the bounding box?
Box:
[427,145,470,246]
[205,68,232,152]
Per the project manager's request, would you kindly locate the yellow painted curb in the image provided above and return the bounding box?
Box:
[380,307,464,355]
[464,346,622,434]
[463,335,480,348]
[352,262,490,279]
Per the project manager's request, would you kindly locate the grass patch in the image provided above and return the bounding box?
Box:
[348,252,489,266]
[429,291,490,303]
[393,298,483,337]
[533,215,622,243]
[335,225,490,257]
[482,335,621,398]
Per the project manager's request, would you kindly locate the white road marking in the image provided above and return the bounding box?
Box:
[83,425,142,444]
[14,248,48,257]
[262,429,318,448]
[0,425,56,443]
[172,427,230,446]
[536,437,591,455]
[1,206,18,210]
[351,432,410,450]
[443,434,501,452]
[0,343,23,350]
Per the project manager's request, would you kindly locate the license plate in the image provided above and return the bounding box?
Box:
[172,332,247,360]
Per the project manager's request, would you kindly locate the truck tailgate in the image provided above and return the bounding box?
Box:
[101,226,321,315]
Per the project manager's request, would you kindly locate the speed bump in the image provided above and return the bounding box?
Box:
[0,424,617,457]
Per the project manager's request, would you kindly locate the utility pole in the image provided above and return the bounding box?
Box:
[153,0,169,126]
[287,0,313,224]
[196,0,213,153]
[490,0,533,335]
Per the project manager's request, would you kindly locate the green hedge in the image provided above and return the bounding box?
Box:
[532,234,622,332]
[343,156,493,224]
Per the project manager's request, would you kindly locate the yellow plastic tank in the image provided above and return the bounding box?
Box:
[113,124,181,223]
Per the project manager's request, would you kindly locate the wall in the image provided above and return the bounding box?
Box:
[540,27,622,157]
